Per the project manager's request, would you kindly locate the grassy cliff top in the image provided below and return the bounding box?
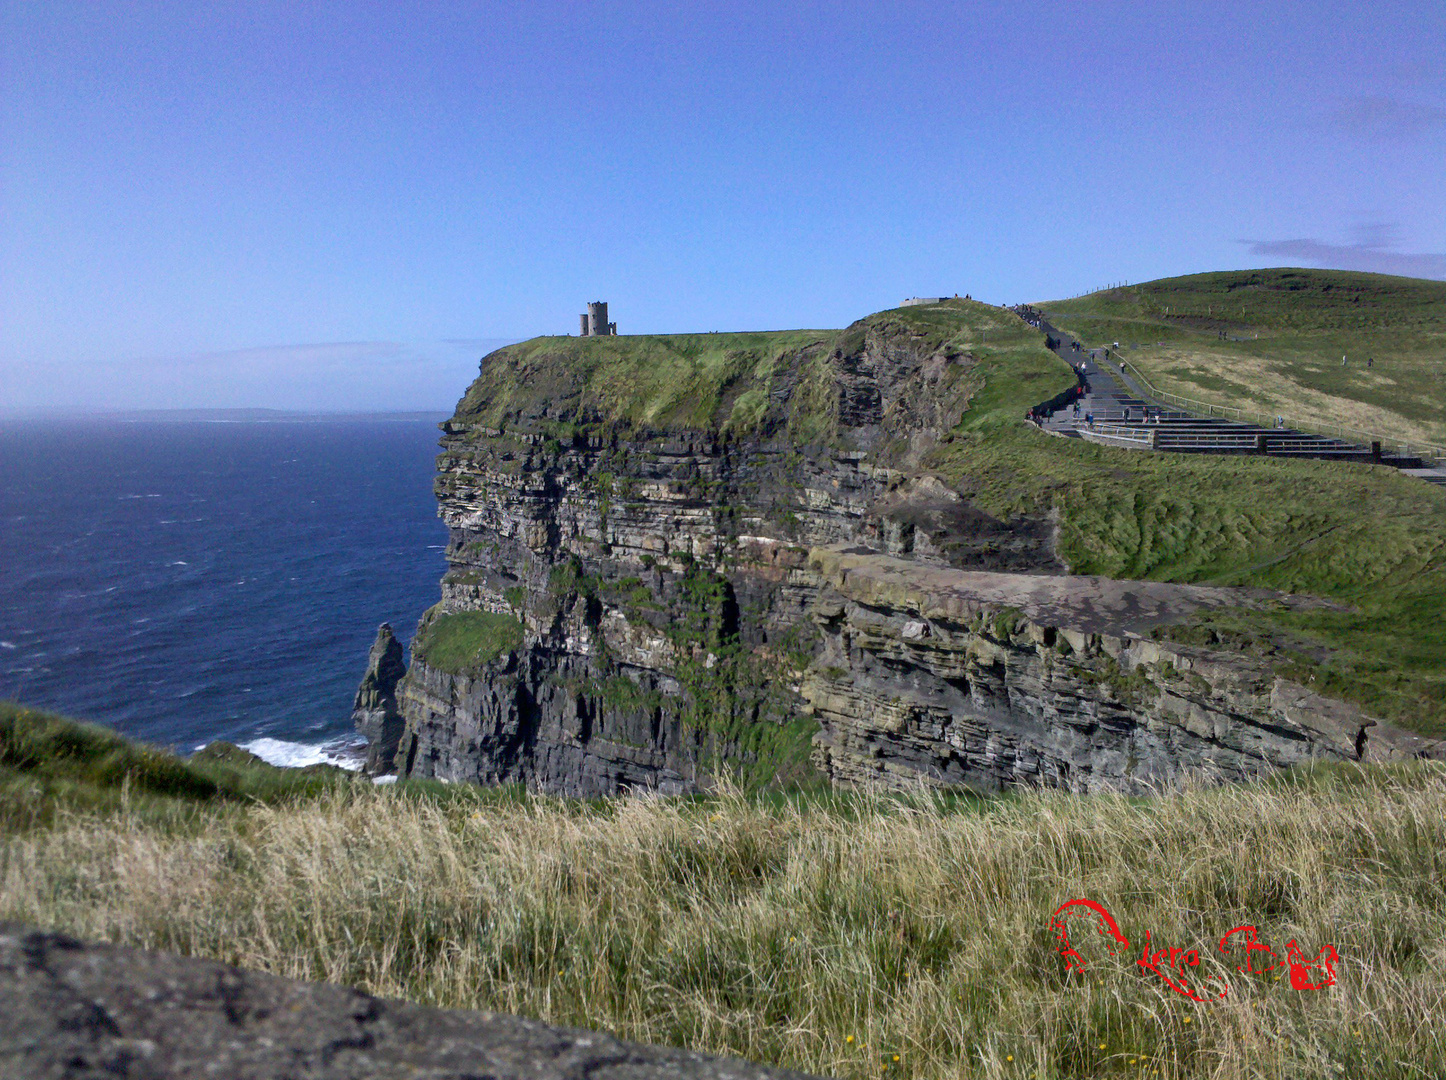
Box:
[1039,268,1446,444]
[451,299,1036,437]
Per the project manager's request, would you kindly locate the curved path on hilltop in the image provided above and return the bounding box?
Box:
[1022,315,1446,483]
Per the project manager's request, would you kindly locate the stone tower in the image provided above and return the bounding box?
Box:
[580,301,617,336]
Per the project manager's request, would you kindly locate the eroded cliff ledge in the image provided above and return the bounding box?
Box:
[802,549,1436,794]
[356,301,1441,796]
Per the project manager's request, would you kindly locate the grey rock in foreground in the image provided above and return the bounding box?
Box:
[0,922,823,1080]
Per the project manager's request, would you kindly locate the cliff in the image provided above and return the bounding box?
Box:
[356,300,1443,796]
[801,549,1436,793]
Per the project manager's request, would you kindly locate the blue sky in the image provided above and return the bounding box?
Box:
[3,1,1443,411]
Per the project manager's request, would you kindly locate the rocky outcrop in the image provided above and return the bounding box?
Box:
[801,549,1440,794]
[0,922,817,1080]
[352,623,406,774]
[377,306,1065,796]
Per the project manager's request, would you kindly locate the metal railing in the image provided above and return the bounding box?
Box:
[1097,348,1446,468]
[1081,423,1396,456]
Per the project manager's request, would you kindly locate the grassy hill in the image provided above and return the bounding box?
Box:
[3,701,1445,1080]
[1039,269,1446,447]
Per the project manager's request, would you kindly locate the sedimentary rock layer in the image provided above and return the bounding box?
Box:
[361,302,1438,796]
[802,549,1439,795]
[381,308,1059,795]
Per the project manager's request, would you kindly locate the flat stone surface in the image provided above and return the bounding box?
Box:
[814,547,1332,635]
[0,922,823,1080]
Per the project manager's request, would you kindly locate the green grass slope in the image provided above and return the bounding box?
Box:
[0,701,356,830]
[454,328,836,435]
[2,703,1444,1080]
[1040,268,1446,446]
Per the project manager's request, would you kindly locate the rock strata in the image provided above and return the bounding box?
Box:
[352,623,407,774]
[801,549,1440,794]
[377,307,1059,795]
[359,302,1439,796]
[0,922,821,1080]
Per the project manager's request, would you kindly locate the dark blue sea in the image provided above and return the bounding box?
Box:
[0,417,449,766]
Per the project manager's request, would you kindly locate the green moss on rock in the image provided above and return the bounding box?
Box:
[413,611,524,674]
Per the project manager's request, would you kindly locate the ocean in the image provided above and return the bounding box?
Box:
[0,417,450,767]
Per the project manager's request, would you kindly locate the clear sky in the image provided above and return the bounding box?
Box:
[3,1,1443,412]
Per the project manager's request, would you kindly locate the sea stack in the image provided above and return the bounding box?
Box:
[352,623,406,774]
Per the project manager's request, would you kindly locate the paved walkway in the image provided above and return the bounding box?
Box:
[1026,317,1445,484]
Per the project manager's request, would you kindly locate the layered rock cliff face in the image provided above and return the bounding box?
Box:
[356,302,1437,796]
[801,550,1436,794]
[352,623,405,774]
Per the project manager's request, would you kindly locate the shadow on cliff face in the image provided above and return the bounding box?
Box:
[875,475,1062,574]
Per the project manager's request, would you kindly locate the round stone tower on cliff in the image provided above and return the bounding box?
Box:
[579,301,617,336]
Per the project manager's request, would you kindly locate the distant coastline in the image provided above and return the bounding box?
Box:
[1,408,451,424]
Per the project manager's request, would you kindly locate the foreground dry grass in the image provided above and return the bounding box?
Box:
[3,765,1444,1080]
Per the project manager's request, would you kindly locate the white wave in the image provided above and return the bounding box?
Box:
[372,774,399,785]
[0,641,15,649]
[240,736,364,771]
[168,560,189,566]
